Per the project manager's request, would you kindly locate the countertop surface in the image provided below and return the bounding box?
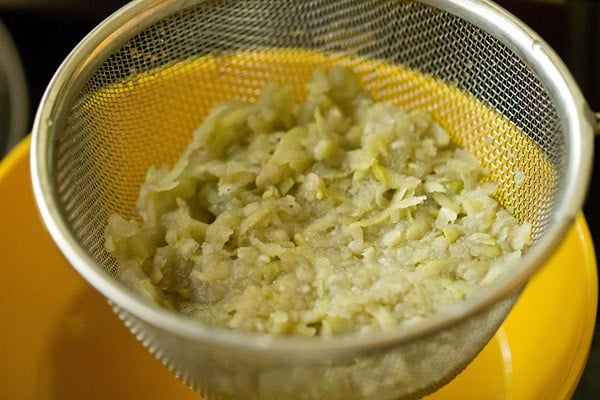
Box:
[1,0,599,398]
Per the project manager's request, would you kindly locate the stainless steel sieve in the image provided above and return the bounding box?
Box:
[30,0,595,399]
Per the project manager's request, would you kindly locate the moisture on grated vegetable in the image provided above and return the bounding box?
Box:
[104,66,531,336]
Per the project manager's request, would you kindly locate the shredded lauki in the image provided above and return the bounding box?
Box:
[105,66,531,336]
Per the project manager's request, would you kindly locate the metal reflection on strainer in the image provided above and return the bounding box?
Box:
[30,0,595,399]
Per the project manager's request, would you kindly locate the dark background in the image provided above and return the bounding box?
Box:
[0,0,598,398]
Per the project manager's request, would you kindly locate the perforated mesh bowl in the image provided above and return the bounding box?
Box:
[31,0,594,399]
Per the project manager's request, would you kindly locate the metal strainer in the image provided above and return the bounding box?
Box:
[30,0,595,399]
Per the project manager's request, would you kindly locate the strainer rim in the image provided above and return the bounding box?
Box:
[30,0,594,355]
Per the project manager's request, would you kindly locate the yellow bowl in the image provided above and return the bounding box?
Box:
[0,136,597,399]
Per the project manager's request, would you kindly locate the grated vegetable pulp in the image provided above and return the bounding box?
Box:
[104,66,531,336]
